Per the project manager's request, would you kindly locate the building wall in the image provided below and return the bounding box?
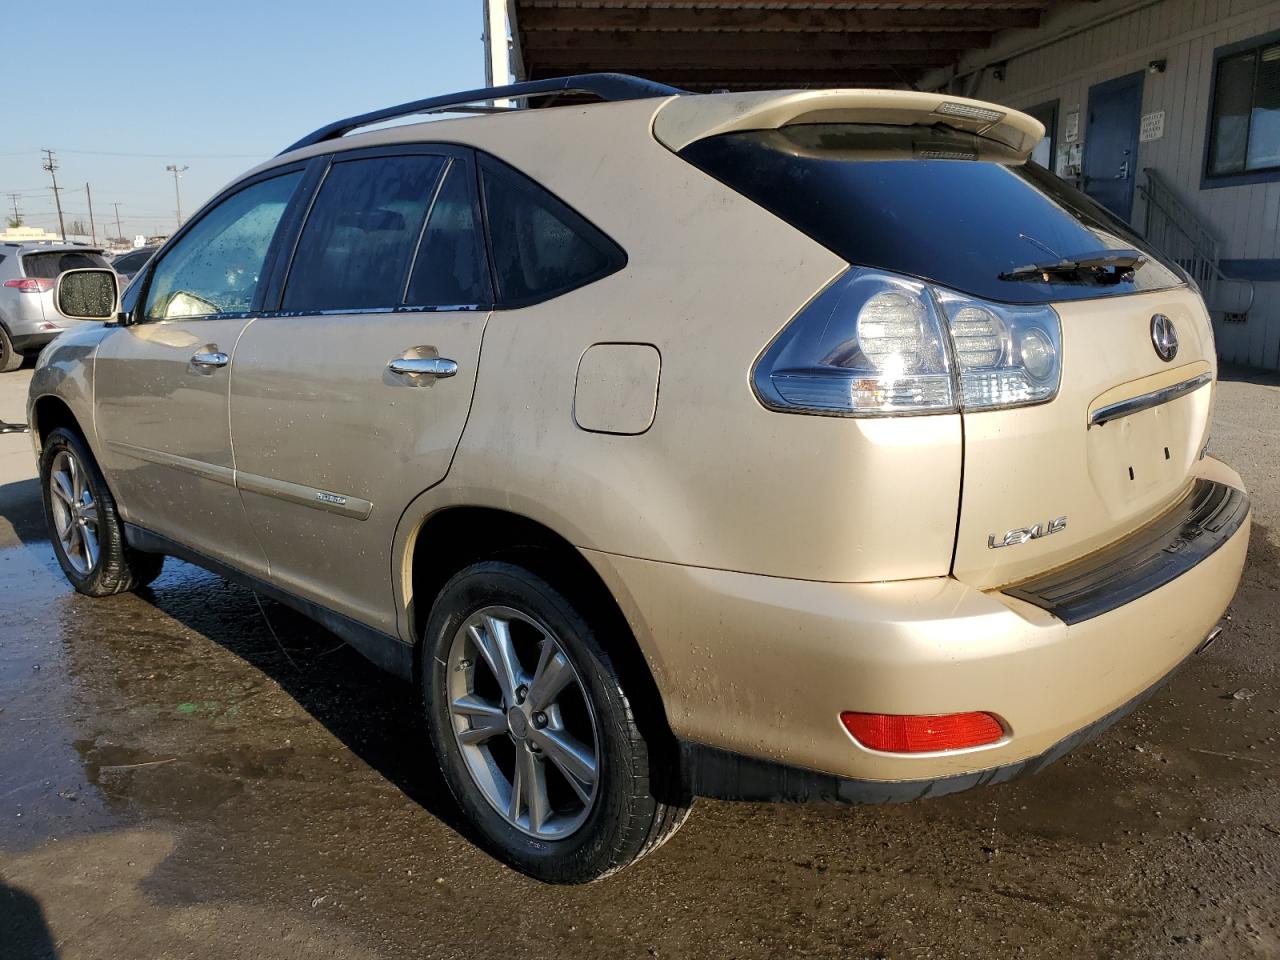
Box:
[974,0,1280,370]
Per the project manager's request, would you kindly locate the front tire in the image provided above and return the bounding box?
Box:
[423,561,689,883]
[39,427,163,596]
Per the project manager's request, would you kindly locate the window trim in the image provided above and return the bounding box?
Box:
[476,153,627,310]
[1202,27,1280,189]
[130,161,311,325]
[266,142,494,318]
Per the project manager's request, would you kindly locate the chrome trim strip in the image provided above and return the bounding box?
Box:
[1088,372,1213,427]
[105,440,236,486]
[235,470,373,521]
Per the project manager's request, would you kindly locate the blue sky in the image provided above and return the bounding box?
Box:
[2,0,484,241]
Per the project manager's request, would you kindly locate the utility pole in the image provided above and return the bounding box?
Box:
[85,182,97,245]
[41,148,66,240]
[6,193,20,226]
[165,164,188,230]
[112,202,123,243]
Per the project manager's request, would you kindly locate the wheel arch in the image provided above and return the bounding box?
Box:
[30,393,83,456]
[403,505,676,744]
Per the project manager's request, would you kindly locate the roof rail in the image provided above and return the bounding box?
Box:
[279,73,683,155]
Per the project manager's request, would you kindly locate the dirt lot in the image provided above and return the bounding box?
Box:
[1,364,1278,960]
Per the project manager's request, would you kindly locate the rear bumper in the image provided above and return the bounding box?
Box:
[584,458,1250,791]
[9,330,59,352]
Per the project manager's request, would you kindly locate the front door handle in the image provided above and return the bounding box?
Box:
[190,351,229,369]
[387,357,457,379]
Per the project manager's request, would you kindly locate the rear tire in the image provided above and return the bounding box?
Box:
[0,328,23,372]
[423,561,689,883]
[39,427,164,596]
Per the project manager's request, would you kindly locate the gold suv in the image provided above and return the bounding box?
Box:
[30,75,1250,883]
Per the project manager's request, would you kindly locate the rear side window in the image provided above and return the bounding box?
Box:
[679,124,1185,304]
[479,159,624,306]
[23,250,109,278]
[283,154,445,312]
[406,160,492,307]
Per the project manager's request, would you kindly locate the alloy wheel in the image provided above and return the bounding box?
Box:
[48,449,100,575]
[446,605,601,840]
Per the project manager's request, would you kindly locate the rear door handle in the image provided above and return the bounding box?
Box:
[190,351,229,369]
[387,357,457,379]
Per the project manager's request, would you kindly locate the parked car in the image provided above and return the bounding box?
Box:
[28,75,1250,883]
[0,242,110,372]
[109,245,159,287]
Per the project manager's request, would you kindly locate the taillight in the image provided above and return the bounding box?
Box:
[753,267,1062,417]
[3,278,55,293]
[840,711,1004,753]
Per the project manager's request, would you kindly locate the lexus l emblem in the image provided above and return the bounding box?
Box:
[1151,314,1178,362]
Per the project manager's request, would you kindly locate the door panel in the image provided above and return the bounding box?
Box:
[92,168,305,573]
[95,318,266,573]
[1083,72,1144,221]
[227,148,493,631]
[229,310,487,629]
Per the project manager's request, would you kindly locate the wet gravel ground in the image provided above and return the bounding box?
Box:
[1,366,1278,959]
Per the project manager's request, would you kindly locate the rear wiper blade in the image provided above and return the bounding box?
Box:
[999,249,1146,283]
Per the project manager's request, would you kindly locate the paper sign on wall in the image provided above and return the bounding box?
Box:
[1064,111,1080,142]
[1140,111,1166,142]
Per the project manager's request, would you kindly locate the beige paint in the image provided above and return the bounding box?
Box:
[228,309,488,632]
[583,456,1247,781]
[27,88,1250,787]
[651,88,1044,155]
[954,289,1217,590]
[574,343,661,435]
[93,318,268,576]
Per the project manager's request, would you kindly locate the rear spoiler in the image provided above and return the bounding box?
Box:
[652,89,1043,158]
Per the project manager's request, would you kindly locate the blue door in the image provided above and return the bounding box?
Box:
[1083,72,1144,221]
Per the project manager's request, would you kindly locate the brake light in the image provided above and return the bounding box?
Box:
[840,711,1004,753]
[753,267,1062,417]
[3,278,54,293]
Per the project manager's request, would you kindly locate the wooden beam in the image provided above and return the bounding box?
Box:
[529,67,924,86]
[527,29,995,52]
[530,48,960,71]
[520,0,1057,8]
[519,6,1043,33]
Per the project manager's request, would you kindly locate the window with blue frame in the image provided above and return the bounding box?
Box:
[1206,32,1280,183]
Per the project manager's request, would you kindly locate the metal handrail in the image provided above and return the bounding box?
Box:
[279,73,684,155]
[1138,167,1255,314]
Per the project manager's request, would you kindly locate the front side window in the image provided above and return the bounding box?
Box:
[144,172,300,320]
[480,159,624,306]
[282,154,445,313]
[1208,39,1280,178]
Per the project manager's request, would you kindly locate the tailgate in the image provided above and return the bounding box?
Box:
[954,287,1216,590]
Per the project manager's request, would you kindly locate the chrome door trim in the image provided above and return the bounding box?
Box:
[1087,371,1213,427]
[235,470,373,521]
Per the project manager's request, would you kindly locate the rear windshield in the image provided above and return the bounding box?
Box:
[22,250,110,279]
[679,124,1185,304]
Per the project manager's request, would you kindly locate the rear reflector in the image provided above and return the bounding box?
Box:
[3,278,54,293]
[841,711,1003,753]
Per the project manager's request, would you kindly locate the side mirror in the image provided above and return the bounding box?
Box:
[55,268,120,321]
